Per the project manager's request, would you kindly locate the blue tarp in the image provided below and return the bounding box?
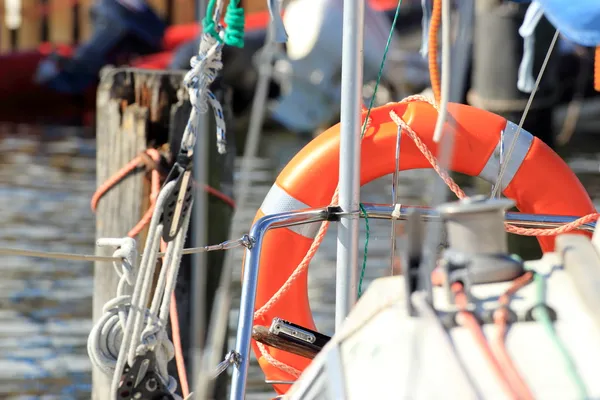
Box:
[512,0,600,47]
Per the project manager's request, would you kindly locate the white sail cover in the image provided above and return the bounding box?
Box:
[285,233,600,399]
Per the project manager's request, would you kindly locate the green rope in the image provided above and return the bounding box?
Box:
[202,0,245,47]
[224,0,245,48]
[360,0,403,140]
[202,0,221,41]
[528,269,588,399]
[356,0,402,296]
[357,203,370,297]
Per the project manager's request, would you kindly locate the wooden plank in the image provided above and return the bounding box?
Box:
[92,70,149,400]
[243,0,267,14]
[1,0,14,52]
[48,0,74,44]
[78,0,93,42]
[171,0,195,26]
[17,0,43,50]
[146,0,169,20]
[0,26,11,54]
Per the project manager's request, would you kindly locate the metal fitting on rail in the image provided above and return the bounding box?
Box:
[437,195,525,300]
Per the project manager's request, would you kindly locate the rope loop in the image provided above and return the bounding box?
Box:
[88,237,139,375]
[224,0,245,48]
[202,0,222,41]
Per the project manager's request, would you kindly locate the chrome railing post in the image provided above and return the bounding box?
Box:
[229,209,328,400]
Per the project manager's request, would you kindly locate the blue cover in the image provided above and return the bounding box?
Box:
[511,0,600,47]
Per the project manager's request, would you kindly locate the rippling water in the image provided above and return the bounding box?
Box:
[0,126,96,399]
[1,110,600,398]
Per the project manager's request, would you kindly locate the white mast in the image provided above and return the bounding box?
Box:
[335,0,365,329]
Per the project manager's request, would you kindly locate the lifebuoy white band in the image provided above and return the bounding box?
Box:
[260,183,322,239]
[478,120,534,192]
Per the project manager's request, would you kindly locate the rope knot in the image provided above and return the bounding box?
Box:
[96,237,137,291]
[180,33,227,155]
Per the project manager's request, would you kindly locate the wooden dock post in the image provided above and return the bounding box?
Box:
[93,68,151,400]
[93,67,235,399]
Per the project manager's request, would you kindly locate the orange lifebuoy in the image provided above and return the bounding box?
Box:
[248,101,595,394]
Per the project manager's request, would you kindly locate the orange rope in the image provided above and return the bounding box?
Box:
[434,268,534,398]
[192,180,236,209]
[160,240,191,399]
[388,102,600,237]
[91,149,161,237]
[91,149,236,235]
[594,46,600,92]
[492,271,535,400]
[419,1,599,235]
[428,0,442,104]
[451,282,519,400]
[90,152,153,210]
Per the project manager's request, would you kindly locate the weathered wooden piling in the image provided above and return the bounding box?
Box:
[93,68,152,400]
[93,67,235,399]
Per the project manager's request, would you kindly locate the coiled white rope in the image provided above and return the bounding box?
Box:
[88,182,184,399]
[88,237,137,376]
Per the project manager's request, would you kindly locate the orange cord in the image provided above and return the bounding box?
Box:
[451,282,519,400]
[160,240,191,399]
[428,0,442,104]
[594,46,600,92]
[388,99,600,237]
[192,180,237,209]
[91,149,236,229]
[433,268,534,398]
[492,271,535,400]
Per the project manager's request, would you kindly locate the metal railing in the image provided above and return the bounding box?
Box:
[228,203,596,399]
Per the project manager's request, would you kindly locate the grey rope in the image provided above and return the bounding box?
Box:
[0,236,250,262]
[0,247,123,263]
